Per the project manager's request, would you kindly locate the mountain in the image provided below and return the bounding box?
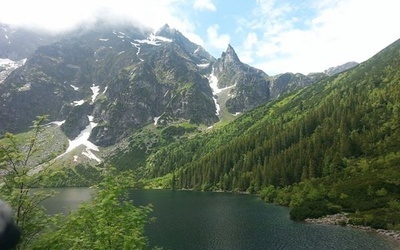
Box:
[149,37,400,189]
[211,45,327,114]
[1,20,400,230]
[269,72,326,99]
[0,21,327,147]
[0,22,219,146]
[324,61,359,76]
[142,37,400,228]
[212,44,270,113]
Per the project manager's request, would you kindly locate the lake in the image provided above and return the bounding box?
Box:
[42,188,398,250]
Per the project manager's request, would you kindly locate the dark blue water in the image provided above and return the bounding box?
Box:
[131,189,397,250]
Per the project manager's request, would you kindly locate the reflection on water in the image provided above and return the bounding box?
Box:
[40,187,92,214]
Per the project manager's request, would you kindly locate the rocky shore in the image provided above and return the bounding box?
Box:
[305,213,400,244]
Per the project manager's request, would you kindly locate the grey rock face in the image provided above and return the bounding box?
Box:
[269,72,327,99]
[213,44,270,113]
[61,103,93,140]
[324,61,359,76]
[0,22,218,145]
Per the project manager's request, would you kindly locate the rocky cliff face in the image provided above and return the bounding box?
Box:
[61,103,93,140]
[269,72,327,99]
[211,45,327,113]
[324,61,359,76]
[0,22,217,146]
[213,45,271,113]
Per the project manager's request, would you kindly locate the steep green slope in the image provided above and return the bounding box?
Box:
[143,38,400,227]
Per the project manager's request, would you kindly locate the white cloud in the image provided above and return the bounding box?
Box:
[239,0,400,75]
[0,0,208,50]
[206,24,230,51]
[0,0,184,32]
[243,32,258,50]
[239,32,259,64]
[2,0,399,76]
[193,0,216,12]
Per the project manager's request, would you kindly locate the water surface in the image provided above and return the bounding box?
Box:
[131,189,397,250]
[43,188,398,250]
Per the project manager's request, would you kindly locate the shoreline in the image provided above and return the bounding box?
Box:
[305,213,400,246]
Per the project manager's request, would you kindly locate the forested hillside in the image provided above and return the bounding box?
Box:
[144,38,400,228]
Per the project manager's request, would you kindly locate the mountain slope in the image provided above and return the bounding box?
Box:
[143,38,400,227]
[152,37,400,188]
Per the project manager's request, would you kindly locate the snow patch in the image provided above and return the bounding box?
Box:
[208,68,221,116]
[208,68,235,94]
[102,86,108,95]
[154,116,161,125]
[72,100,85,106]
[49,120,65,126]
[43,120,65,128]
[82,148,101,163]
[73,155,78,162]
[194,46,201,54]
[197,63,210,69]
[90,84,100,103]
[134,33,172,46]
[117,51,125,55]
[99,38,109,41]
[70,84,79,90]
[213,96,221,115]
[17,83,31,92]
[0,58,26,83]
[131,42,144,61]
[56,115,101,162]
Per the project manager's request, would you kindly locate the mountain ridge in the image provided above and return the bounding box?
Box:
[0,21,366,166]
[0,22,335,139]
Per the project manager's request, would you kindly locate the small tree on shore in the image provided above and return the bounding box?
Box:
[34,168,154,250]
[0,116,54,249]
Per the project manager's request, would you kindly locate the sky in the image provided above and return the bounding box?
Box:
[1,0,400,75]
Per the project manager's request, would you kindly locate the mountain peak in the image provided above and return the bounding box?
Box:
[156,23,176,38]
[221,44,240,63]
[160,23,170,30]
